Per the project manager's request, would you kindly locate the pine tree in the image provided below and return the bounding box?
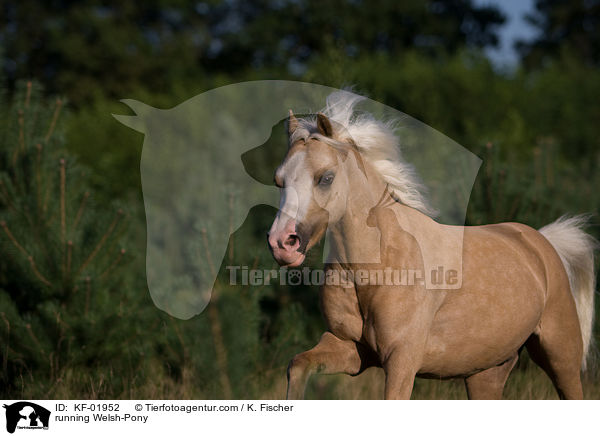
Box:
[0,81,131,395]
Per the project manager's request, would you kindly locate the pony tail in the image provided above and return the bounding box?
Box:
[539,215,598,370]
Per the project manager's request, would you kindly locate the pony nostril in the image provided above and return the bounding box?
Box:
[284,234,300,248]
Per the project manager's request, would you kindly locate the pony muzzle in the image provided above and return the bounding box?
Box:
[267,218,306,267]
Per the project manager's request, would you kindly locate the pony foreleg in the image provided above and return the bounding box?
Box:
[382,350,419,400]
[464,354,518,399]
[286,332,365,400]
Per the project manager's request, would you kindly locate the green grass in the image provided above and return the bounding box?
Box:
[298,366,600,400]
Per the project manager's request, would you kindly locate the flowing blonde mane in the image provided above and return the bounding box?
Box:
[290,91,436,217]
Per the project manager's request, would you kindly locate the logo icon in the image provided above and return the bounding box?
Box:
[2,402,50,433]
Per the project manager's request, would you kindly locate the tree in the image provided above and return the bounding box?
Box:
[0,0,505,105]
[0,81,138,395]
[517,0,600,68]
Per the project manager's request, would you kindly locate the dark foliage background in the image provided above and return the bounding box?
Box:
[0,0,598,398]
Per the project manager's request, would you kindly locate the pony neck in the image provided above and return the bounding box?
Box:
[326,163,440,267]
[326,164,388,265]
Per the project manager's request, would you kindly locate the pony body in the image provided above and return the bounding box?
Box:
[268,92,596,399]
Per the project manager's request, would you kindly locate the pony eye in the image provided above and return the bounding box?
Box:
[319,172,335,186]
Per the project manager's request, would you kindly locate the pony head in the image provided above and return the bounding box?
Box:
[267,111,360,266]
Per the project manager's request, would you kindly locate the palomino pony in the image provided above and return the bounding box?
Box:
[267,92,597,400]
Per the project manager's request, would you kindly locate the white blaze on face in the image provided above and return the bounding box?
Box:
[272,150,313,233]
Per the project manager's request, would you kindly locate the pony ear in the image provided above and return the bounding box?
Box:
[288,109,299,136]
[317,113,333,137]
